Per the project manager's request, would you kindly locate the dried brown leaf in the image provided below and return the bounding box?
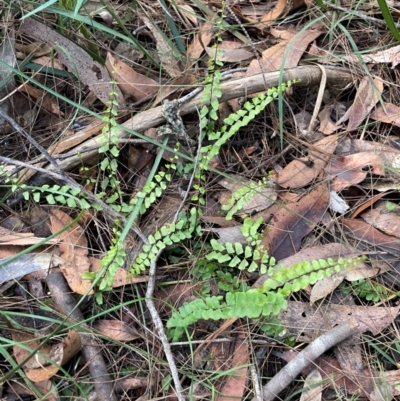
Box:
[340,218,400,257]
[187,22,214,62]
[175,1,198,26]
[361,201,400,239]
[19,18,125,108]
[277,135,338,188]
[106,53,158,102]
[12,330,81,382]
[344,265,380,281]
[336,77,383,132]
[247,39,289,75]
[247,29,322,74]
[327,152,385,191]
[261,183,330,260]
[310,275,347,304]
[336,138,400,172]
[31,55,63,70]
[318,105,338,135]
[15,41,52,57]
[280,301,400,342]
[140,14,183,78]
[0,225,58,246]
[115,377,153,392]
[257,0,288,30]
[49,209,92,295]
[307,356,373,397]
[207,226,247,245]
[205,42,253,63]
[300,370,323,401]
[371,102,400,127]
[343,44,400,68]
[93,320,139,341]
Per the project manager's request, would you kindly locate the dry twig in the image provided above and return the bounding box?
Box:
[145,253,185,401]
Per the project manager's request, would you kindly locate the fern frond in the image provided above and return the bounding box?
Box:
[263,256,367,296]
[221,181,262,220]
[130,169,173,215]
[167,290,287,341]
[131,207,200,275]
[206,235,272,274]
[168,251,367,341]
[200,80,300,168]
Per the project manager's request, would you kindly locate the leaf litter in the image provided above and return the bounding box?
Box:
[3,2,400,400]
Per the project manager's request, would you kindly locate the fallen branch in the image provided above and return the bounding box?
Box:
[40,65,355,174]
[46,272,118,401]
[256,321,359,401]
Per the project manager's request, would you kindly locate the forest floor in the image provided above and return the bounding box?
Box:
[1,0,400,400]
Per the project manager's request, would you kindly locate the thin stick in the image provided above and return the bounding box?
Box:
[145,253,185,401]
[143,108,206,401]
[0,156,65,182]
[143,127,204,401]
[251,364,263,401]
[173,107,202,222]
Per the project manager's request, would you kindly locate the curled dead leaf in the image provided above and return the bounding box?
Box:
[277,135,338,188]
[49,209,93,295]
[12,330,81,382]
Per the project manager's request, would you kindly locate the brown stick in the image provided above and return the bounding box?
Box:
[46,272,118,401]
[256,321,359,401]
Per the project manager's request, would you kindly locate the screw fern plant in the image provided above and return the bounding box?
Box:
[126,74,299,276]
[167,217,367,341]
